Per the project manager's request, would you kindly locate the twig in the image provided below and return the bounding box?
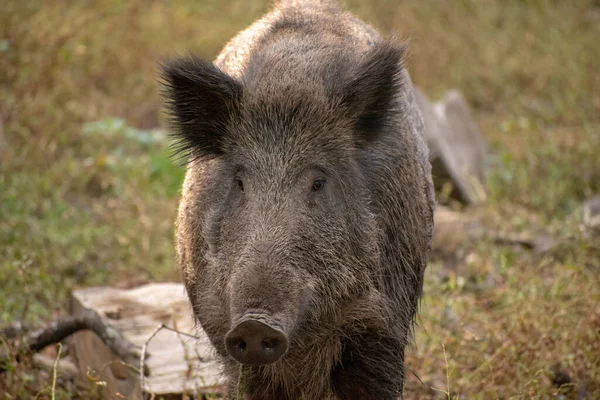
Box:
[135,320,203,393]
[51,343,63,400]
[155,324,200,340]
[0,115,7,155]
[443,344,450,400]
[0,310,145,374]
[173,318,192,400]
[431,343,453,399]
[139,323,165,395]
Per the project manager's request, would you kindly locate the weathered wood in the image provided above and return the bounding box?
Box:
[32,353,80,381]
[433,206,557,254]
[583,194,600,232]
[0,310,141,376]
[415,87,488,205]
[69,283,226,399]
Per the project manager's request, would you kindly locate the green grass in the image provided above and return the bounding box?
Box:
[1,0,599,398]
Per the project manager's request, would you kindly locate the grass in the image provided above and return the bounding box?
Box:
[1,0,599,398]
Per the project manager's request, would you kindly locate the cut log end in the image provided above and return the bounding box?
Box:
[68,283,226,399]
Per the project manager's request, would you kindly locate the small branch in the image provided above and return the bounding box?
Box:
[155,324,200,340]
[0,310,146,375]
[51,343,63,400]
[443,344,450,400]
[139,324,164,394]
[137,323,201,394]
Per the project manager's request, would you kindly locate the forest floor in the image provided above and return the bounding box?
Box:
[1,0,599,398]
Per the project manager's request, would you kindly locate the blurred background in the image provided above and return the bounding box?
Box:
[1,0,598,398]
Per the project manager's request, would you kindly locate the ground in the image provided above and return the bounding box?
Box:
[1,0,599,398]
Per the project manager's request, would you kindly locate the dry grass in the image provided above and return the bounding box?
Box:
[1,0,599,398]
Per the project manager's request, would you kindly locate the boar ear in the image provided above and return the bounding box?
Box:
[340,41,406,143]
[160,55,243,161]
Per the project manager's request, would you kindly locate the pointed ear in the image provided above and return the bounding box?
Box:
[339,41,406,142]
[159,55,243,161]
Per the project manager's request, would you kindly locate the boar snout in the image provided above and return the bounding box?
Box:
[225,311,289,365]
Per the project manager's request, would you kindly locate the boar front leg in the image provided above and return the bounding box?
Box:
[331,332,406,400]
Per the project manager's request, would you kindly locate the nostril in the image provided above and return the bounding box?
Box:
[234,338,247,352]
[261,338,278,352]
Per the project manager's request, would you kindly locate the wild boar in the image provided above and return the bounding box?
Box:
[160,0,435,398]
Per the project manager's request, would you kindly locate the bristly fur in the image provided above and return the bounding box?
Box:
[337,40,406,142]
[163,0,435,398]
[159,54,243,164]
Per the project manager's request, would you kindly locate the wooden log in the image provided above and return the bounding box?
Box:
[432,206,557,254]
[32,353,80,381]
[0,310,143,375]
[68,283,226,399]
[414,87,488,205]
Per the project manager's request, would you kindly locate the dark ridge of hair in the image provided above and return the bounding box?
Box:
[158,54,243,164]
[339,40,407,142]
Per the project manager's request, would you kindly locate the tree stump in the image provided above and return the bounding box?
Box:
[68,283,225,399]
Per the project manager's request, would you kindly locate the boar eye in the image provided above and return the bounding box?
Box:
[312,178,326,192]
[235,176,244,191]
